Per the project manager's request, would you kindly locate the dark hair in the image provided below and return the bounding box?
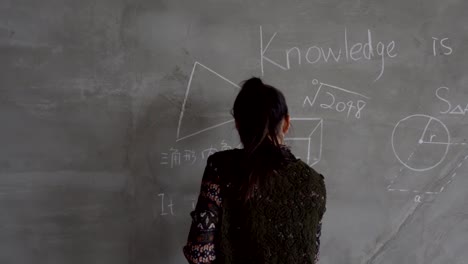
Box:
[231,77,290,202]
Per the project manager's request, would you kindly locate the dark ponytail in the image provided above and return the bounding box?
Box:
[231,77,290,202]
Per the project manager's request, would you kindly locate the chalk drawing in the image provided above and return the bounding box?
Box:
[201,146,218,159]
[259,26,397,81]
[176,61,239,142]
[157,193,175,216]
[183,150,197,165]
[432,37,453,56]
[388,114,467,195]
[436,154,468,194]
[303,79,370,119]
[285,117,323,166]
[154,193,209,217]
[388,153,468,196]
[160,140,236,168]
[435,87,468,116]
[176,60,325,166]
[391,114,450,172]
[260,25,288,75]
[160,152,169,166]
[414,195,422,203]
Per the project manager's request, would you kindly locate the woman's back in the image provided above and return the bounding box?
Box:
[183,77,326,264]
[183,146,326,264]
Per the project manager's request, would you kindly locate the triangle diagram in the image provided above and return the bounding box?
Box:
[176,62,240,141]
[450,105,465,115]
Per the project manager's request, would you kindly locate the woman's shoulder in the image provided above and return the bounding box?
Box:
[288,159,324,181]
[288,159,326,194]
[290,160,326,211]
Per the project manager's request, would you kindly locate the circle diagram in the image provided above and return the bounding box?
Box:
[391,114,450,172]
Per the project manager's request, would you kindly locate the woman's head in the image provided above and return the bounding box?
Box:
[232,77,290,152]
[231,77,291,202]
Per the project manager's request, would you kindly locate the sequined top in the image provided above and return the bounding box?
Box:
[183,147,327,264]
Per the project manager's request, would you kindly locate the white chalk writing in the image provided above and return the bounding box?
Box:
[159,141,236,168]
[435,87,468,115]
[260,26,398,81]
[303,79,370,119]
[157,193,175,216]
[432,37,453,56]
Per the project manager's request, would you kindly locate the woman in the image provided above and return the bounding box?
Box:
[183,77,327,263]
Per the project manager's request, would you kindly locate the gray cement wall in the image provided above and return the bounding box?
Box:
[1,1,468,263]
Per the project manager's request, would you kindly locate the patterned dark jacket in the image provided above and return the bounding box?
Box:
[183,146,327,264]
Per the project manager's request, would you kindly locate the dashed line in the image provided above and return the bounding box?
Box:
[437,155,468,193]
[388,152,468,195]
[387,151,415,192]
[388,188,439,195]
[424,142,468,146]
[454,142,468,145]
